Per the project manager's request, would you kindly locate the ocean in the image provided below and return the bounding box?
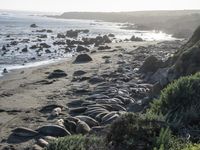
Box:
[0,10,177,76]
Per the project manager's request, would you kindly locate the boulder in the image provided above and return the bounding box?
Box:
[76,45,89,52]
[140,55,163,73]
[48,69,67,79]
[130,35,143,41]
[66,30,79,38]
[73,70,87,76]
[98,45,111,50]
[73,54,93,63]
[30,24,38,28]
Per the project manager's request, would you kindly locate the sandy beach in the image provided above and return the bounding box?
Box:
[0,38,184,150]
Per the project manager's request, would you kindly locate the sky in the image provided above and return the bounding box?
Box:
[0,0,200,13]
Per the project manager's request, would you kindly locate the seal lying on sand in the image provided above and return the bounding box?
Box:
[12,127,39,137]
[36,125,71,137]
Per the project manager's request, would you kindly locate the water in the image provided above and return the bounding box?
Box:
[0,10,177,76]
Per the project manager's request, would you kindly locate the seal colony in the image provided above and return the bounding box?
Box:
[0,24,184,149]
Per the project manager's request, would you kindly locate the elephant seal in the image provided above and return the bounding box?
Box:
[36,125,71,137]
[76,120,91,134]
[12,127,38,137]
[76,115,99,127]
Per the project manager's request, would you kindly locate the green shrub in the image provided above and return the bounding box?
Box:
[149,73,200,129]
[46,135,106,150]
[181,144,200,150]
[106,113,172,150]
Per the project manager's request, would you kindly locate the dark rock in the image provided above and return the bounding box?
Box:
[3,68,8,73]
[36,29,46,32]
[53,41,66,45]
[73,70,87,76]
[108,33,115,37]
[48,69,67,79]
[76,45,89,52]
[57,33,65,38]
[98,45,111,50]
[45,49,51,53]
[40,43,51,48]
[22,47,28,52]
[140,55,163,73]
[38,34,47,38]
[30,24,38,28]
[89,76,105,84]
[73,54,93,63]
[47,29,53,33]
[66,30,79,38]
[2,45,6,51]
[130,35,143,41]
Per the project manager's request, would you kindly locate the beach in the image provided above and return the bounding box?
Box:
[0,39,184,149]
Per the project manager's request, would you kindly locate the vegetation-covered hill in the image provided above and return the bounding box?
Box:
[55,10,200,38]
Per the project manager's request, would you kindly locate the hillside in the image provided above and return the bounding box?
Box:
[54,10,200,38]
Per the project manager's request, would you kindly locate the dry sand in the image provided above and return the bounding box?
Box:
[0,41,157,149]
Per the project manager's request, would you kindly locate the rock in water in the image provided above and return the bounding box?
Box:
[73,54,93,63]
[76,120,91,134]
[30,24,38,28]
[12,127,39,137]
[36,125,71,137]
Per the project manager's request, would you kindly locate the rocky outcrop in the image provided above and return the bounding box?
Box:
[130,35,143,41]
[73,54,93,63]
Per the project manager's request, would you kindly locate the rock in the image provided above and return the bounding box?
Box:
[47,29,53,33]
[3,68,8,73]
[66,30,79,38]
[76,115,99,127]
[108,33,115,37]
[2,45,6,51]
[12,127,38,137]
[76,120,91,134]
[73,70,87,76]
[40,43,51,48]
[98,45,111,50]
[73,54,93,63]
[76,45,89,52]
[36,125,71,137]
[36,29,46,32]
[45,49,51,53]
[105,58,112,64]
[38,34,47,38]
[130,35,143,41]
[57,33,65,38]
[22,47,28,52]
[48,69,67,79]
[30,24,38,28]
[140,55,163,73]
[89,76,105,84]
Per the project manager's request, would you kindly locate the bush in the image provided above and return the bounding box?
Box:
[46,135,106,150]
[149,73,200,129]
[106,113,173,150]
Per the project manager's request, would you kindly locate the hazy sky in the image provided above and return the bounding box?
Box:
[0,0,200,12]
